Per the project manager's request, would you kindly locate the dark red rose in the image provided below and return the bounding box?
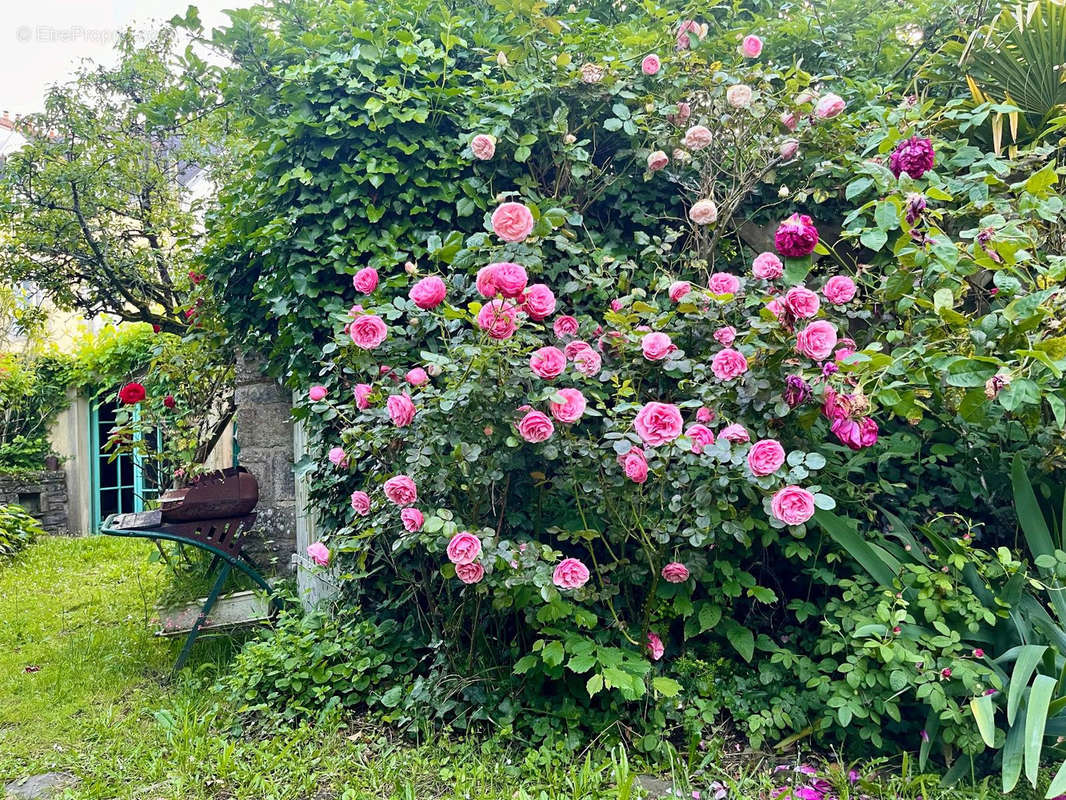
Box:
[118,382,147,405]
[163,395,176,409]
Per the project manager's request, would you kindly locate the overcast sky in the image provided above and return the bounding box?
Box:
[1,0,255,117]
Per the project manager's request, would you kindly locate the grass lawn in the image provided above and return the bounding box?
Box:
[0,537,1010,800]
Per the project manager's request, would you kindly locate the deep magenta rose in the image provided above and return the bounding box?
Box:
[889,136,935,179]
[774,213,819,258]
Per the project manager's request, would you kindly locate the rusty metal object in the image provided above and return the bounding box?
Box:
[159,466,258,522]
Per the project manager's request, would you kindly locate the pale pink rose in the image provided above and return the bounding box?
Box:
[713,326,736,346]
[647,150,669,171]
[350,490,371,516]
[685,424,715,454]
[353,267,379,294]
[406,367,429,386]
[696,407,714,423]
[455,562,485,584]
[564,339,592,359]
[401,507,424,532]
[530,346,567,379]
[573,348,602,376]
[309,385,328,402]
[634,402,684,446]
[647,631,665,661]
[553,557,590,589]
[814,93,846,119]
[796,320,838,361]
[741,34,763,57]
[781,110,798,131]
[719,423,749,443]
[517,410,555,442]
[447,531,482,564]
[780,139,799,160]
[610,298,624,312]
[766,299,785,320]
[771,485,817,525]
[682,125,713,150]
[470,133,496,160]
[784,286,820,318]
[669,281,691,302]
[642,332,675,361]
[328,446,347,467]
[620,446,649,483]
[491,202,535,242]
[795,91,815,106]
[476,264,499,298]
[409,275,447,309]
[689,199,718,225]
[354,383,372,409]
[477,299,519,339]
[661,562,690,583]
[550,388,586,423]
[675,19,706,50]
[726,84,752,108]
[383,475,418,506]
[307,542,330,567]
[492,262,528,298]
[387,392,416,427]
[668,101,692,126]
[554,315,579,339]
[522,284,556,320]
[747,439,786,476]
[824,275,857,305]
[752,252,784,280]
[641,54,661,75]
[711,348,748,381]
[349,314,388,349]
[708,272,741,295]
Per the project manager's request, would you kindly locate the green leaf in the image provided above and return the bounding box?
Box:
[652,676,681,697]
[541,640,564,667]
[1025,675,1056,787]
[933,287,954,312]
[846,177,873,200]
[1003,705,1026,793]
[1045,758,1066,799]
[725,622,754,662]
[603,118,623,131]
[1009,645,1048,725]
[970,693,996,747]
[815,509,898,588]
[698,603,722,632]
[874,201,900,230]
[586,673,603,697]
[514,145,531,163]
[860,229,889,251]
[567,653,596,674]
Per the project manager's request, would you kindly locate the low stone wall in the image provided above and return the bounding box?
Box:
[0,470,69,534]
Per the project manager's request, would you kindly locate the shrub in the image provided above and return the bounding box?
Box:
[0,352,73,472]
[0,504,42,560]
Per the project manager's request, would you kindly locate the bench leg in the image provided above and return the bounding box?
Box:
[174,562,231,671]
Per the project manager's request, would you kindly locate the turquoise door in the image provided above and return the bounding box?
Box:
[89,399,160,532]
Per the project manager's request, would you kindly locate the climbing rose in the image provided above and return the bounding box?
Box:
[307,542,330,566]
[689,199,718,225]
[522,284,556,320]
[824,275,857,305]
[550,388,586,423]
[774,214,819,257]
[682,125,713,150]
[685,424,715,454]
[711,348,749,381]
[409,276,447,309]
[476,265,500,298]
[647,632,665,661]
[726,84,753,108]
[517,410,555,442]
[741,34,763,57]
[491,202,535,242]
[641,54,661,75]
[832,415,879,450]
[796,320,839,361]
[573,348,602,376]
[676,19,706,49]
[889,136,935,179]
[530,346,567,379]
[696,406,714,423]
[553,558,590,589]
[752,252,784,279]
[350,491,371,515]
[328,446,347,467]
[118,383,146,405]
[814,93,845,119]
[564,339,592,359]
[713,326,736,346]
[748,439,786,476]
[406,367,429,386]
[668,101,691,126]
[352,267,379,293]
[771,486,817,525]
[163,395,176,409]
[455,562,484,584]
[620,446,649,483]
[784,375,812,407]
[784,286,820,318]
[492,262,528,298]
[477,299,519,339]
[719,423,750,443]
[669,281,691,302]
[642,332,675,361]
[766,299,785,320]
[401,508,424,532]
[662,562,690,583]
[780,139,799,160]
[387,392,416,427]
[647,150,669,171]
[708,272,741,295]
[554,315,579,338]
[610,298,624,312]
[470,133,496,160]
[781,110,798,131]
[354,383,372,409]
[634,402,684,446]
[349,314,388,349]
[309,385,328,402]
[383,475,418,506]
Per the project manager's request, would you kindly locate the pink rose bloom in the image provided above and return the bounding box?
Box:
[517,409,555,442]
[350,490,371,516]
[696,406,714,423]
[780,138,799,160]
[309,385,328,402]
[447,531,482,564]
[354,383,373,409]
[668,101,692,126]
[796,320,838,361]
[409,275,447,309]
[634,402,684,446]
[530,346,567,379]
[620,446,649,483]
[676,19,705,50]
[662,562,690,583]
[647,150,669,171]
[523,284,556,320]
[647,631,665,661]
[642,332,675,361]
[784,286,820,318]
[835,340,856,362]
[781,110,798,131]
[554,315,580,338]
[401,507,424,532]
[349,314,388,350]
[747,439,786,476]
[720,423,749,443]
[766,299,785,320]
[573,348,602,377]
[455,562,485,584]
[814,93,846,119]
[708,272,741,295]
[824,275,857,305]
[477,299,519,340]
[470,133,496,160]
[383,475,418,506]
[713,326,736,346]
[492,262,528,298]
[771,486,817,525]
[353,267,379,294]
[387,392,416,427]
[476,264,499,298]
[564,339,592,359]
[682,125,713,150]
[641,54,661,75]
[307,542,330,567]
[774,213,819,258]
[741,34,763,57]
[831,415,879,450]
[553,557,591,589]
[406,367,429,386]
[550,388,587,423]
[711,348,748,381]
[328,446,347,467]
[689,199,718,225]
[726,84,752,109]
[491,202,535,242]
[668,281,691,302]
[752,252,784,280]
[685,424,715,454]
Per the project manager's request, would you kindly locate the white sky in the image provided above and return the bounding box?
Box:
[1,0,255,117]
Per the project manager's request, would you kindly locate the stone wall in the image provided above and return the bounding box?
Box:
[0,470,69,534]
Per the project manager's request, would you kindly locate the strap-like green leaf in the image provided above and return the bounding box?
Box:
[1046,757,1066,798]
[971,693,997,747]
[1025,674,1057,787]
[1004,704,1027,793]
[1010,645,1048,725]
[814,509,897,588]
